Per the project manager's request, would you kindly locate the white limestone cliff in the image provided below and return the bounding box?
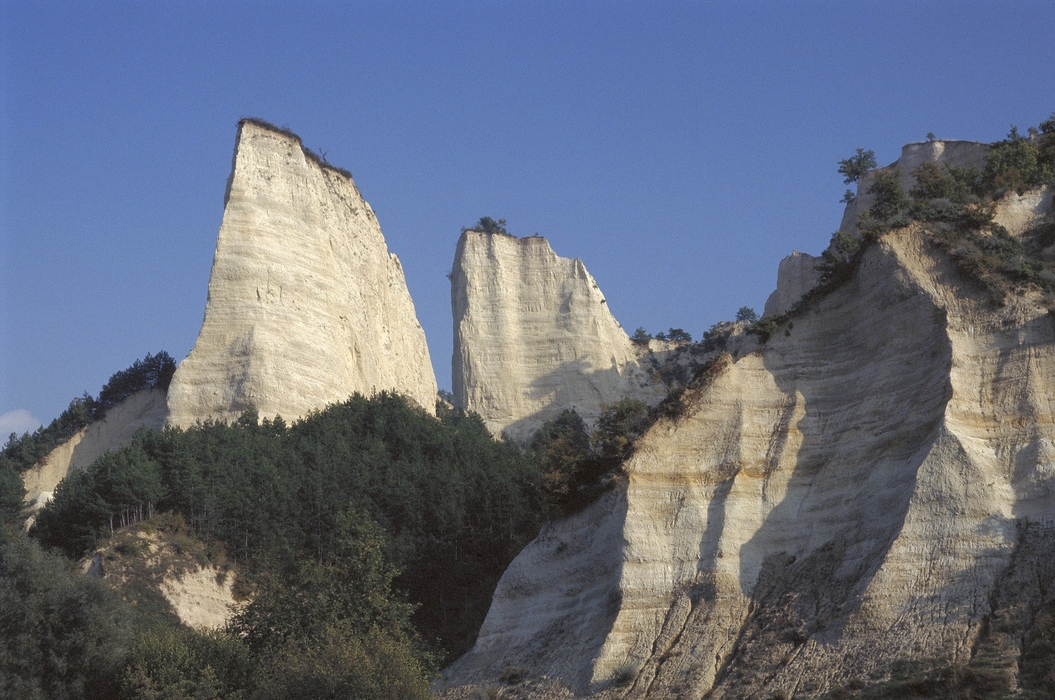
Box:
[442,188,1055,698]
[22,388,169,514]
[451,231,666,442]
[166,120,437,428]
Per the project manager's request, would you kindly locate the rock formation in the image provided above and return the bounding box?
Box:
[442,183,1055,698]
[22,388,169,514]
[839,140,990,232]
[451,231,666,442]
[166,119,437,428]
[762,250,821,317]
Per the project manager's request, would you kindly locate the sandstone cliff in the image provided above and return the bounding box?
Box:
[451,231,666,441]
[166,120,437,428]
[443,187,1055,698]
[22,388,169,515]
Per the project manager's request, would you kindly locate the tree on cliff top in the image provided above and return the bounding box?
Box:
[838,148,877,184]
[466,217,508,235]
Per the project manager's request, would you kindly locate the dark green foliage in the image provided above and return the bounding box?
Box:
[120,626,254,700]
[0,463,25,522]
[530,409,595,515]
[231,511,433,700]
[735,307,758,323]
[631,327,653,344]
[1,394,97,476]
[838,148,877,184]
[666,327,692,342]
[32,443,165,557]
[909,161,974,204]
[748,313,790,343]
[32,393,546,661]
[254,623,432,700]
[592,398,651,468]
[1,352,174,477]
[229,511,416,655]
[467,216,509,235]
[815,230,863,287]
[982,126,1054,196]
[0,532,130,700]
[95,352,175,417]
[866,169,909,223]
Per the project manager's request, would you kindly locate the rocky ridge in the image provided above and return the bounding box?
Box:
[166,119,437,428]
[441,171,1055,696]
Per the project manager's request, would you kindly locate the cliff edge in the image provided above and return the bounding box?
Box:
[167,120,437,428]
[451,231,665,442]
[443,185,1055,698]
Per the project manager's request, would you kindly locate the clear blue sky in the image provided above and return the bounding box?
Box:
[2,1,1053,433]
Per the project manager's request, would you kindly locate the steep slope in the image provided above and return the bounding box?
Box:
[22,388,168,514]
[443,192,1055,698]
[167,120,436,428]
[451,231,665,441]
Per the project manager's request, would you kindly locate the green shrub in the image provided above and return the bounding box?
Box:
[631,327,653,344]
[0,532,130,699]
[838,148,877,184]
[736,307,758,323]
[981,126,1054,196]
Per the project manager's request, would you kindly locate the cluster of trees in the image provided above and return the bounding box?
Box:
[0,352,176,522]
[4,388,666,697]
[463,216,509,235]
[631,327,693,344]
[1,352,176,476]
[530,398,655,515]
[0,516,430,700]
[31,393,547,661]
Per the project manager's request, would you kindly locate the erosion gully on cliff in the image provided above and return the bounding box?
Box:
[440,138,1055,699]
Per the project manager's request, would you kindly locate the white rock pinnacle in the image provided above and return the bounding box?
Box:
[167,120,437,428]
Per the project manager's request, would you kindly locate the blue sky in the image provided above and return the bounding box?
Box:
[2,1,1054,432]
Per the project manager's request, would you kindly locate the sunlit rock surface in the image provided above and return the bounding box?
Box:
[451,231,665,441]
[167,120,437,428]
[443,191,1055,698]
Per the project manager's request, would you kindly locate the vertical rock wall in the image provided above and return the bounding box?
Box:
[445,216,1055,698]
[167,120,437,428]
[451,231,664,441]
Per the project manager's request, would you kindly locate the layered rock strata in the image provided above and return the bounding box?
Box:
[451,231,665,441]
[167,120,437,427]
[444,190,1055,698]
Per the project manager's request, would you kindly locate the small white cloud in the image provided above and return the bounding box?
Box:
[0,409,44,440]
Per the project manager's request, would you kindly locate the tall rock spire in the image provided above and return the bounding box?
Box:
[167,119,437,428]
[451,230,664,441]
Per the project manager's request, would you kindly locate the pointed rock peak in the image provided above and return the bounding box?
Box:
[167,121,437,428]
[451,229,664,441]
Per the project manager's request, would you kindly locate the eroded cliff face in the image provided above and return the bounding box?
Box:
[451,231,665,441]
[443,190,1055,698]
[22,388,169,516]
[166,120,437,428]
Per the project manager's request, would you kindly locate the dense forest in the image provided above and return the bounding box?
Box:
[1,358,643,698]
